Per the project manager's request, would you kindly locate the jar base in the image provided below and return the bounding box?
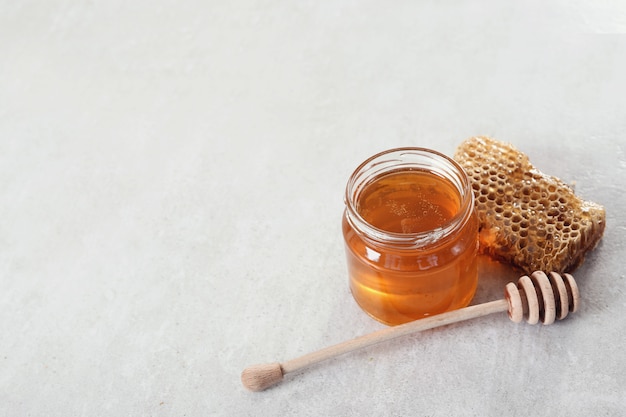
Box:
[349,271,478,326]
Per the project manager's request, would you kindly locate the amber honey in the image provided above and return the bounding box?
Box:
[343,148,478,325]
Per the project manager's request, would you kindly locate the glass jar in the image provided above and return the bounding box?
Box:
[342,148,479,325]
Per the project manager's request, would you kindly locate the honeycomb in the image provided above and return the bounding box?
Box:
[454,136,606,275]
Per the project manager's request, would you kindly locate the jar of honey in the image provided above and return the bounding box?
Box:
[342,148,479,325]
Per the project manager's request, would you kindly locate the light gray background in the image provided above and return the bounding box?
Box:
[1,1,625,416]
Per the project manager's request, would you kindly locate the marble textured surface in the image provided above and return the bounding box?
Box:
[1,1,625,416]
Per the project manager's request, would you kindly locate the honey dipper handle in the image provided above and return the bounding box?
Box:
[281,299,509,375]
[242,300,509,391]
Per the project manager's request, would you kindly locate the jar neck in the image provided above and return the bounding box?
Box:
[344,147,474,249]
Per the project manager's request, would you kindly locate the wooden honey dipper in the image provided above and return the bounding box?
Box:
[241,271,580,392]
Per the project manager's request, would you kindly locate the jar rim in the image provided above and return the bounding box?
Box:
[344,147,474,249]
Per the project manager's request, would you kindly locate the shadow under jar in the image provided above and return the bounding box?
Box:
[342,148,479,326]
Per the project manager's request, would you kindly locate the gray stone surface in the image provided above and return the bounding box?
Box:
[1,1,625,415]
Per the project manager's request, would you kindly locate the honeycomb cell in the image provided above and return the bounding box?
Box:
[454,136,606,274]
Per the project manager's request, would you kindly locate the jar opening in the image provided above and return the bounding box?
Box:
[344,148,474,249]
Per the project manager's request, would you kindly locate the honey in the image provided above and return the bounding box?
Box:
[343,148,479,325]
